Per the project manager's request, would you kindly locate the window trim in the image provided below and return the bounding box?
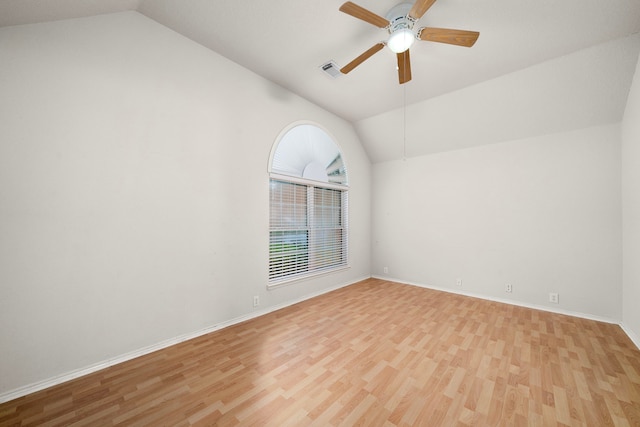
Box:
[267,122,350,288]
[269,173,348,192]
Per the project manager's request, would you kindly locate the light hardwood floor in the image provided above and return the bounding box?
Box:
[1,279,640,426]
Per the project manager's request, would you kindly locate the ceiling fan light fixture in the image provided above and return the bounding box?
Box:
[387,28,415,53]
[337,1,480,84]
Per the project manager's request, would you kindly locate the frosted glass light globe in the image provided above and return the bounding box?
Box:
[387,28,415,53]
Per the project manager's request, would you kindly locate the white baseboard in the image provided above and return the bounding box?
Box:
[620,322,640,350]
[7,274,633,405]
[372,275,624,325]
[0,275,370,404]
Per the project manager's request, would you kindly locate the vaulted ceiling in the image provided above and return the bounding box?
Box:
[2,0,640,161]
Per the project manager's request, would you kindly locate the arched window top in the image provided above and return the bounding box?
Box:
[270,124,348,186]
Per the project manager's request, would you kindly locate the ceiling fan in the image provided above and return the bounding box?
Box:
[338,0,479,84]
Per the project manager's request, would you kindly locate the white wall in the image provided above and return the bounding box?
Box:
[622,53,640,345]
[356,34,640,163]
[372,125,622,320]
[0,12,371,397]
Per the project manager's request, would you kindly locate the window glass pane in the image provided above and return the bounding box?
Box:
[313,187,342,228]
[269,178,347,282]
[270,180,307,229]
[269,230,309,279]
[308,229,343,270]
[272,125,347,185]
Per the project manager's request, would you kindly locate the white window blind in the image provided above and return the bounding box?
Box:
[269,179,348,283]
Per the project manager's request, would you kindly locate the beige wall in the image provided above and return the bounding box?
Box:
[0,12,371,397]
[372,124,622,320]
[622,52,640,345]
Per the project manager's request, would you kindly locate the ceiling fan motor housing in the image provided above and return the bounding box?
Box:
[386,3,416,34]
[386,3,416,53]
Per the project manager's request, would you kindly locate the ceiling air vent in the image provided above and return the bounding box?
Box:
[320,61,342,79]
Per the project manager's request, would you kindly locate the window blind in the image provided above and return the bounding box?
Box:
[269,179,347,283]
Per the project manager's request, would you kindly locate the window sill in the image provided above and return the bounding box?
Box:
[267,265,351,290]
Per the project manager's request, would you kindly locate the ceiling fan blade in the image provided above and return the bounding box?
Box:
[339,2,389,28]
[408,0,437,20]
[397,50,412,84]
[419,27,480,47]
[340,43,385,74]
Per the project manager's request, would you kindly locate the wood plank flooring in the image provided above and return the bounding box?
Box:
[1,278,640,426]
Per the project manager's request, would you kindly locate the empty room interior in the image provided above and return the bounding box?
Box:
[1,0,640,425]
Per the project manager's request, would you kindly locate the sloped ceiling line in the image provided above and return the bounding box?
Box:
[1,0,639,161]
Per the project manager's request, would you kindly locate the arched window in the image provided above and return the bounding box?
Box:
[268,123,348,286]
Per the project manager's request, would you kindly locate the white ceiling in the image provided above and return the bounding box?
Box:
[2,0,640,162]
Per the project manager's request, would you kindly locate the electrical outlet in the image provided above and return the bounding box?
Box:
[383,267,388,274]
[505,283,512,293]
[456,278,462,287]
[253,295,260,307]
[549,293,559,304]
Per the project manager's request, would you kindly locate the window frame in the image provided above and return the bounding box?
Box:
[268,173,349,287]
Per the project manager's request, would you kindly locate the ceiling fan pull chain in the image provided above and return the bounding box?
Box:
[402,83,407,161]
